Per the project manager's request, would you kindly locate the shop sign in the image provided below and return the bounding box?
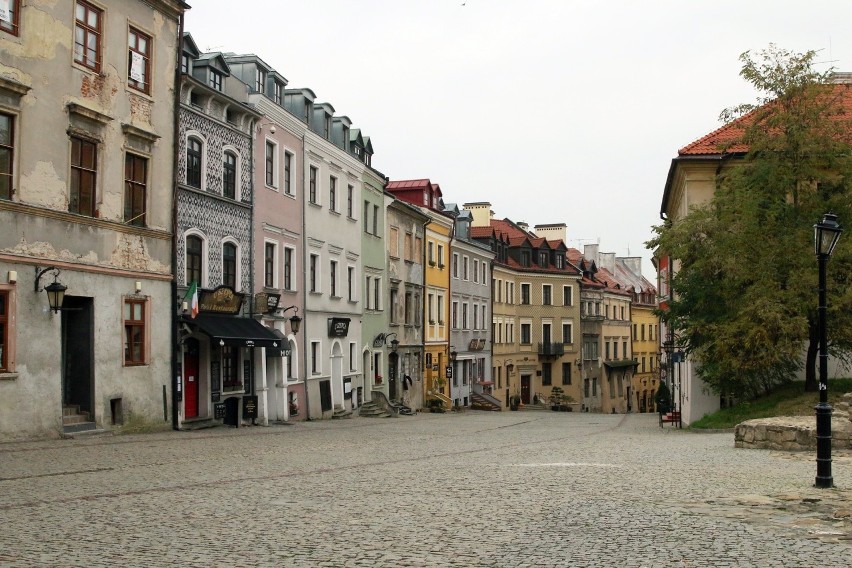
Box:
[242,396,258,419]
[253,292,281,314]
[199,286,244,315]
[328,317,351,337]
[446,365,453,379]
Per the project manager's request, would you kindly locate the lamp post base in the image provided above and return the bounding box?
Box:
[814,401,833,488]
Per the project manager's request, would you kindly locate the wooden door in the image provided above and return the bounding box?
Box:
[183,338,200,418]
[521,375,531,404]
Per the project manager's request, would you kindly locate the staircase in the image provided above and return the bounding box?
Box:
[62,405,98,434]
[358,400,392,418]
[470,392,502,411]
[332,404,353,419]
[518,401,550,412]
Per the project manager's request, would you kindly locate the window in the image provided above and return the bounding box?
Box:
[124,299,146,365]
[273,82,282,104]
[437,245,445,268]
[562,362,571,385]
[520,250,531,267]
[452,254,459,278]
[613,342,618,359]
[404,291,412,324]
[473,260,479,283]
[222,346,240,391]
[348,266,355,301]
[128,28,151,94]
[330,260,338,297]
[124,153,147,226]
[180,53,189,74]
[521,283,530,305]
[415,237,422,263]
[74,1,102,71]
[309,166,317,203]
[363,200,369,232]
[222,242,237,289]
[186,137,202,188]
[186,235,203,285]
[374,277,381,310]
[428,241,435,265]
[390,289,398,323]
[473,304,478,330]
[350,342,357,371]
[563,285,573,306]
[542,285,552,306]
[283,247,293,290]
[389,227,399,257]
[539,251,548,267]
[265,141,276,187]
[562,323,573,344]
[623,341,628,358]
[311,341,320,374]
[462,303,468,329]
[255,67,266,93]
[0,113,12,199]
[452,301,458,328]
[555,255,564,269]
[347,185,354,217]
[0,0,20,35]
[264,242,276,288]
[481,304,486,330]
[69,136,97,216]
[542,363,552,386]
[283,151,293,195]
[463,257,469,280]
[329,176,337,211]
[223,151,237,199]
[309,254,318,292]
[437,295,444,325]
[0,290,10,371]
[373,204,379,236]
[605,342,611,360]
[520,323,531,345]
[209,69,222,91]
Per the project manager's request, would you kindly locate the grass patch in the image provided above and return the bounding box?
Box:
[114,413,172,436]
[689,378,852,430]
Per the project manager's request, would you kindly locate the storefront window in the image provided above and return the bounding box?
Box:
[222,346,241,391]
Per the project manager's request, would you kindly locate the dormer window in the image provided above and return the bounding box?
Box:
[323,115,331,139]
[304,103,311,124]
[423,191,429,206]
[181,54,190,74]
[521,250,531,267]
[342,127,349,150]
[555,255,564,269]
[273,82,282,105]
[539,251,548,266]
[255,68,266,93]
[209,69,222,91]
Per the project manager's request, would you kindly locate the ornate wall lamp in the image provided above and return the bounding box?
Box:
[278,305,302,334]
[34,266,67,313]
[384,332,399,352]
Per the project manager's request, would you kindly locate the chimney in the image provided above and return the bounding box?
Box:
[463,202,492,227]
[618,256,642,277]
[599,252,615,271]
[534,223,567,242]
[517,221,529,233]
[584,243,599,265]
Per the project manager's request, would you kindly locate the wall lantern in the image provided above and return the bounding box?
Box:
[279,305,302,335]
[450,349,458,362]
[35,266,67,313]
[384,332,399,352]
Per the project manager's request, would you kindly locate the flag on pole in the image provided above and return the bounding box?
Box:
[186,281,199,318]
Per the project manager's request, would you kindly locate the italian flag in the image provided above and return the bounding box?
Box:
[186,281,199,318]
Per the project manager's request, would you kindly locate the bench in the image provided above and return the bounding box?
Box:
[659,411,682,428]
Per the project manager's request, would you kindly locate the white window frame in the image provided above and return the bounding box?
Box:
[185,130,207,191]
[283,246,296,291]
[221,236,241,291]
[263,238,279,289]
[222,144,242,201]
[264,137,278,189]
[183,228,209,287]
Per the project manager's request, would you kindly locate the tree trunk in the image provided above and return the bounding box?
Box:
[804,320,818,392]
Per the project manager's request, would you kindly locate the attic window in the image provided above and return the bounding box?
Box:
[181,54,190,74]
[209,69,222,91]
[521,250,531,267]
[255,68,266,93]
[555,255,564,269]
[539,251,548,267]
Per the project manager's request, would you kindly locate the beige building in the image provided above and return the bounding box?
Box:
[0,1,187,438]
[467,205,582,410]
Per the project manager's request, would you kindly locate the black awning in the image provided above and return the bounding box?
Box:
[185,314,282,349]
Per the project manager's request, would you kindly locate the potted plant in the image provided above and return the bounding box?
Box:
[549,386,565,411]
[559,393,576,411]
[509,391,521,411]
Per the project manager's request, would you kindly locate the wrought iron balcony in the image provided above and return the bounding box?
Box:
[537,342,565,358]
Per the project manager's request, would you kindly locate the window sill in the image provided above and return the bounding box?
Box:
[308,201,322,208]
[329,210,341,216]
[0,372,19,381]
[265,185,280,192]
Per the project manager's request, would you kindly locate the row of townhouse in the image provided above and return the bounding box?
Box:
[0,1,659,439]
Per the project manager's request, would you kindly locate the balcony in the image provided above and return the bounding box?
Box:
[537,342,565,359]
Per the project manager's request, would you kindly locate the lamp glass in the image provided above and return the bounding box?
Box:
[44,280,67,312]
[814,213,842,256]
[390,339,399,352]
[289,314,302,334]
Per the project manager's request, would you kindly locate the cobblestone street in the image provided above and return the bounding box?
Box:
[1,411,850,567]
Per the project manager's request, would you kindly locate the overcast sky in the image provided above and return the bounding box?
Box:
[185,0,852,281]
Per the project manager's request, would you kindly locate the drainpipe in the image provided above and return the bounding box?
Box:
[300,131,310,419]
[170,12,186,431]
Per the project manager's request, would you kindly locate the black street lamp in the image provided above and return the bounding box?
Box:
[814,212,842,489]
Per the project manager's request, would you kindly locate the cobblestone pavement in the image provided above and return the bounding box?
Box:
[1,411,850,567]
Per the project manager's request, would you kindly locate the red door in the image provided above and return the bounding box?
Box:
[183,338,200,418]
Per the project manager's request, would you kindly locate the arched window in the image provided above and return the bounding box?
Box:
[186,137,202,188]
[223,151,237,199]
[186,235,203,286]
[223,242,237,288]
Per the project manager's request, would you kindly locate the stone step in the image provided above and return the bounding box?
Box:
[62,421,98,434]
[62,414,91,425]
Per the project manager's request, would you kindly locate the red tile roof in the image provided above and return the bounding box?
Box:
[387,179,431,190]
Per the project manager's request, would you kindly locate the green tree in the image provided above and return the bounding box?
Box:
[654,381,672,414]
[648,46,852,398]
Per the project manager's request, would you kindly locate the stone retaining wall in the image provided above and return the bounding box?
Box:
[735,392,852,451]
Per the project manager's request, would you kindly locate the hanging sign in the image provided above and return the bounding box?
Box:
[199,286,244,315]
[130,51,145,83]
[0,0,11,23]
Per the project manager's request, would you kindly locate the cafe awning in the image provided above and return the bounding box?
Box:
[604,359,639,370]
[184,314,282,349]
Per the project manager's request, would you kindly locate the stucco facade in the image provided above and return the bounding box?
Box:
[0,0,185,439]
